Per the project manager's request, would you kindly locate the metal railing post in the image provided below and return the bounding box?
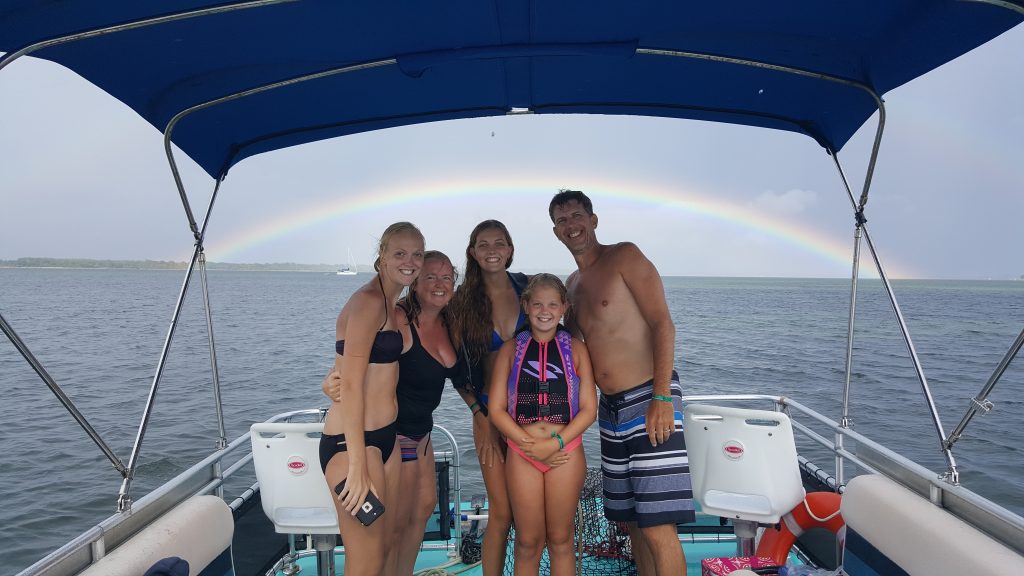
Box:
[836,223,863,487]
[198,250,227,501]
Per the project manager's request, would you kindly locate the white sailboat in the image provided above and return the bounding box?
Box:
[336,248,357,276]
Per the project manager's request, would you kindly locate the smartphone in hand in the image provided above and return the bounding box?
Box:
[334,478,385,526]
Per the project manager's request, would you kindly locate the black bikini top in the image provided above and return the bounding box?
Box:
[335,277,403,364]
[335,330,402,364]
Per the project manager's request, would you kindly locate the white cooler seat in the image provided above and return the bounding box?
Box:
[250,422,339,534]
[685,403,806,557]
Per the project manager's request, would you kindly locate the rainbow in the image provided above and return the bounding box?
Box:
[207,175,913,277]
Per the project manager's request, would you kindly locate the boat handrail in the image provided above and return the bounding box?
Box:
[16,430,252,576]
[17,408,366,576]
[682,394,1024,554]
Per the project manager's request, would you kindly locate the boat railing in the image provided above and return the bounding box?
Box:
[18,426,253,576]
[20,395,1024,576]
[16,408,462,576]
[682,393,1024,556]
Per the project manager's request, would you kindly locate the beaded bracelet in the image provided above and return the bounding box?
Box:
[652,394,674,403]
[551,432,565,449]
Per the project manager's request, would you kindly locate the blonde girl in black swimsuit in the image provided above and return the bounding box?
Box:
[322,250,456,574]
[322,221,424,576]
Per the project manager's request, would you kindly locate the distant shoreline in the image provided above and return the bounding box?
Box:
[0,257,348,273]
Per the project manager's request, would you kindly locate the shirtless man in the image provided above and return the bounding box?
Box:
[549,189,694,576]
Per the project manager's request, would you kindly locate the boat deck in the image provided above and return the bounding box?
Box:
[270,509,808,575]
[272,541,801,575]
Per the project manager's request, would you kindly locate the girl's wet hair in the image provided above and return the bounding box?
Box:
[449,220,515,359]
[465,219,514,271]
[400,250,457,326]
[520,273,568,307]
[373,221,424,272]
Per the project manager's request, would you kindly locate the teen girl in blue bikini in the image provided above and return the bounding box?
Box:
[449,220,528,576]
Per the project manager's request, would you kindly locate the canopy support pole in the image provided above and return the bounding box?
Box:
[830,150,961,485]
[196,176,229,497]
[199,250,228,452]
[0,0,289,512]
[118,176,225,512]
[196,177,229,454]
[117,243,199,512]
[945,326,1024,450]
[632,56,884,488]
[161,60,396,180]
[0,311,128,476]
[834,211,864,489]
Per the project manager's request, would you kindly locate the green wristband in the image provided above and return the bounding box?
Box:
[551,432,565,449]
[652,394,674,403]
[469,401,479,412]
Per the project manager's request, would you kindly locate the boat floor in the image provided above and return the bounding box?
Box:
[271,508,803,575]
[274,541,794,575]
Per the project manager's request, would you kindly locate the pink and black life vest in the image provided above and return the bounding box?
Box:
[506,327,580,425]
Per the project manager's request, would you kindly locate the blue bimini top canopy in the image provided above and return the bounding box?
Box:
[1,1,1021,179]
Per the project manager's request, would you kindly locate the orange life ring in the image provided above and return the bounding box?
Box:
[755,491,845,565]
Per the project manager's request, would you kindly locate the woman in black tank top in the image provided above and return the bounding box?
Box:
[320,222,424,575]
[389,251,459,576]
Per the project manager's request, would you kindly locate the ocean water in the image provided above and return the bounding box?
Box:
[1,269,1022,575]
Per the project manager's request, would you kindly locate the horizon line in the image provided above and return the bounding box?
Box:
[3,256,1021,282]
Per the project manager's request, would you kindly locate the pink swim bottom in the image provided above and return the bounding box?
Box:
[506,436,582,473]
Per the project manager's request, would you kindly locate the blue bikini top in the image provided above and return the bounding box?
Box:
[490,310,527,352]
[488,272,529,352]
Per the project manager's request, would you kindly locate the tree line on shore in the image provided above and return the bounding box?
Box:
[0,257,343,272]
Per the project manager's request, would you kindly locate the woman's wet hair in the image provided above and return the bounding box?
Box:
[400,250,457,326]
[466,219,514,270]
[449,220,514,359]
[520,273,568,308]
[373,221,424,272]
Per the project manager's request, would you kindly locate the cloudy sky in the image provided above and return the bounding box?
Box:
[2,26,1022,280]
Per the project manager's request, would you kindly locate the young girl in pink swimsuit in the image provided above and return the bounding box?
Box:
[488,273,598,576]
